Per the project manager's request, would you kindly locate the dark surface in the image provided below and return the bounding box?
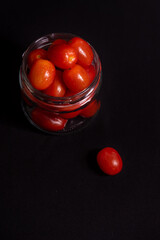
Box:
[1,0,160,239]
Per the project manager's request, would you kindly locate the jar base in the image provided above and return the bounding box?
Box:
[21,101,100,135]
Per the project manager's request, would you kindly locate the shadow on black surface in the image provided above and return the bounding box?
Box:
[0,37,31,131]
[86,148,107,176]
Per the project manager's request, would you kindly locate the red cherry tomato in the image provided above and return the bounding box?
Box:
[47,39,67,52]
[85,64,96,84]
[63,64,90,93]
[68,37,94,66]
[31,108,67,131]
[97,147,123,175]
[64,90,75,97]
[80,100,100,118]
[47,43,77,69]
[51,39,67,46]
[44,70,66,97]
[28,59,56,90]
[59,90,82,118]
[60,109,82,119]
[27,48,47,68]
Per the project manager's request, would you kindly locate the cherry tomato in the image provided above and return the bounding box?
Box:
[47,39,67,52]
[47,43,77,69]
[64,90,75,97]
[63,64,90,93]
[27,48,47,68]
[97,147,123,175]
[60,109,82,119]
[68,37,94,66]
[51,39,67,46]
[44,70,66,97]
[59,90,82,118]
[80,100,100,118]
[31,108,67,131]
[28,59,56,90]
[85,64,96,84]
[58,90,82,118]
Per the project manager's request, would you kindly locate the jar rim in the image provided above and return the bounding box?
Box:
[20,33,102,105]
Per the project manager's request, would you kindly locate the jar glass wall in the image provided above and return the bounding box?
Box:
[19,33,102,134]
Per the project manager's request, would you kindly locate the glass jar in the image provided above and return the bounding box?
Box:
[19,33,102,134]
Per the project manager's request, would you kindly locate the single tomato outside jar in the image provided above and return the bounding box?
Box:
[19,33,102,134]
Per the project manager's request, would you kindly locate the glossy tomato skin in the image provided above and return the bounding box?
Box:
[60,109,82,119]
[51,39,67,45]
[85,64,96,84]
[47,39,67,52]
[28,59,56,90]
[63,64,90,93]
[27,49,47,68]
[47,43,77,69]
[31,108,67,131]
[44,70,66,97]
[68,37,94,67]
[81,100,100,118]
[97,147,123,175]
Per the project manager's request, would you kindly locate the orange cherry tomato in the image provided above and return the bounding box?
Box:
[68,37,94,67]
[63,64,90,93]
[28,59,56,90]
[97,147,123,175]
[85,64,96,84]
[27,48,47,68]
[80,100,100,118]
[31,108,67,131]
[44,70,66,97]
[47,43,77,69]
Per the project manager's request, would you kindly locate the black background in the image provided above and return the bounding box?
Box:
[1,0,160,239]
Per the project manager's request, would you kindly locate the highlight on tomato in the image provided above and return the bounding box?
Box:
[63,64,90,93]
[47,43,78,69]
[68,37,94,67]
[28,59,56,90]
[44,70,66,97]
[97,147,123,175]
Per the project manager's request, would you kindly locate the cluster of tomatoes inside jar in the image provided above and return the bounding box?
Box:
[25,36,101,132]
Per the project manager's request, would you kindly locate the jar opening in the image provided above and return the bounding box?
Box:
[20,33,102,106]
